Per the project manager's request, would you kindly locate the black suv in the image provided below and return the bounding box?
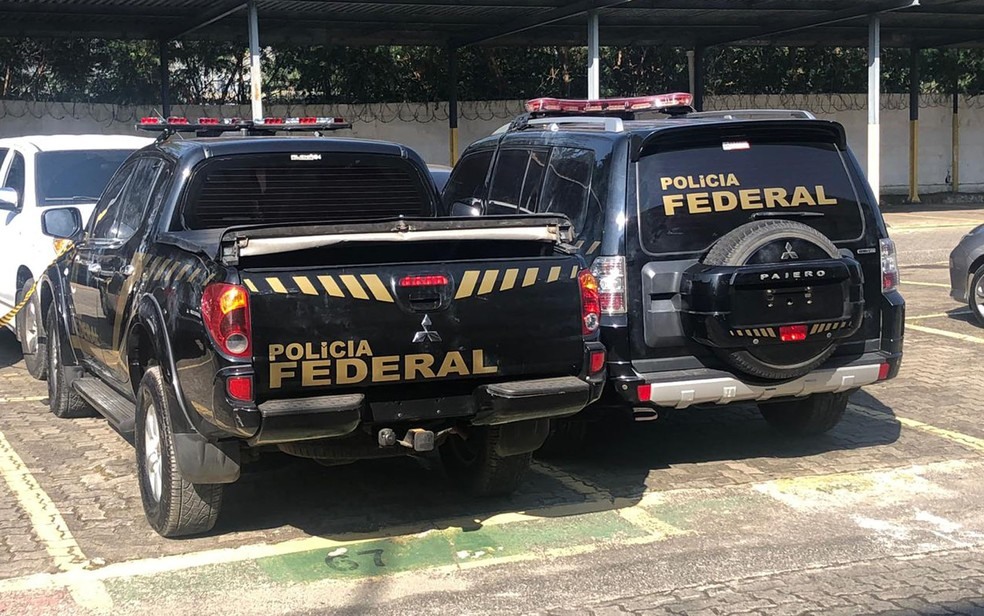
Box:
[443,95,904,436]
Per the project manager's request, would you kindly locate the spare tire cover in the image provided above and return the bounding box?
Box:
[702,219,844,381]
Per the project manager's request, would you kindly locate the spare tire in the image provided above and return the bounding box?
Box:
[687,219,863,381]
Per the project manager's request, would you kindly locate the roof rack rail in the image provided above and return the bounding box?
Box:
[684,109,817,120]
[516,116,625,133]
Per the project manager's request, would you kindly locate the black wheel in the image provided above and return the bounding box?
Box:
[45,306,90,418]
[17,278,46,380]
[136,367,223,538]
[536,419,590,458]
[440,426,532,496]
[700,220,848,381]
[758,391,851,436]
[969,264,984,327]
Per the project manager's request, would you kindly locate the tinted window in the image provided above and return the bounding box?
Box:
[183,153,433,230]
[4,152,25,207]
[89,162,136,240]
[443,150,492,212]
[539,147,594,231]
[114,158,165,241]
[637,138,865,255]
[487,148,548,214]
[35,150,135,206]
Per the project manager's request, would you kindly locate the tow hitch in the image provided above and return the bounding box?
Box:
[377,427,457,452]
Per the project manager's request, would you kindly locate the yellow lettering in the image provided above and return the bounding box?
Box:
[472,349,498,375]
[285,343,304,361]
[790,186,817,207]
[436,351,470,378]
[371,355,401,382]
[706,174,719,188]
[405,354,436,380]
[816,185,837,205]
[329,341,346,358]
[739,189,763,210]
[763,187,790,209]
[269,362,296,389]
[662,194,685,216]
[301,360,332,386]
[686,192,712,214]
[356,340,373,357]
[726,173,740,187]
[713,191,738,212]
[268,344,285,361]
[305,342,319,359]
[660,177,673,190]
[673,177,687,190]
[687,176,700,189]
[335,358,368,385]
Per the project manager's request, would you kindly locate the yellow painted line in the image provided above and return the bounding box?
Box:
[317,275,345,298]
[907,309,972,321]
[901,280,951,288]
[0,396,47,403]
[361,274,394,302]
[339,275,369,300]
[547,266,562,283]
[892,222,981,230]
[243,278,259,293]
[477,269,499,295]
[0,429,112,610]
[266,277,288,294]
[522,268,538,287]
[500,268,518,292]
[897,416,984,454]
[292,276,319,296]
[455,270,479,299]
[906,323,984,344]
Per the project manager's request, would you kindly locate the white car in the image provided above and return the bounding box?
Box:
[0,134,152,379]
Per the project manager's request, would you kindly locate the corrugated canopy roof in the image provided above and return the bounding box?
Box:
[1,0,983,48]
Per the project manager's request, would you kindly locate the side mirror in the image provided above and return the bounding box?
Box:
[0,187,19,211]
[450,200,482,217]
[41,207,83,240]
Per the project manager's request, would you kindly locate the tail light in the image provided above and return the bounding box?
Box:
[201,283,252,359]
[878,363,891,380]
[880,238,899,293]
[399,274,449,287]
[590,256,627,315]
[589,349,606,374]
[226,376,253,402]
[779,324,807,342]
[578,270,600,335]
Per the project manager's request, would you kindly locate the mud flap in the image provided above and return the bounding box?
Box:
[492,419,550,457]
[173,433,241,484]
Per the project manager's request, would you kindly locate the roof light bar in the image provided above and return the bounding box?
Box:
[525,92,693,114]
[136,115,352,136]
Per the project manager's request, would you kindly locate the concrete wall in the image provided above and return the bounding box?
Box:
[0,95,979,195]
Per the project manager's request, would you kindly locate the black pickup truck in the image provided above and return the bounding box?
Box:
[37,124,605,537]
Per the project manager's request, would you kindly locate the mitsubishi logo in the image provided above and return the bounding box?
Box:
[780,242,799,260]
[412,314,442,343]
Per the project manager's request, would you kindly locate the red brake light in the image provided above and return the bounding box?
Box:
[525,93,693,114]
[878,363,891,380]
[399,274,449,287]
[139,117,163,125]
[167,116,189,125]
[202,283,252,358]
[637,384,652,402]
[589,349,606,374]
[579,270,600,336]
[261,117,285,125]
[198,117,220,125]
[780,325,808,342]
[226,376,253,402]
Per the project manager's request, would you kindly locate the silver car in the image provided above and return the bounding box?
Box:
[950,223,984,326]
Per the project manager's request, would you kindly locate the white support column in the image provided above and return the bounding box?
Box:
[248,0,263,121]
[587,11,600,99]
[867,14,881,205]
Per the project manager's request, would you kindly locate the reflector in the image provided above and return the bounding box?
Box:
[780,324,808,342]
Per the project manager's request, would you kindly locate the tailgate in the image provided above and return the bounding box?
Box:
[244,256,585,399]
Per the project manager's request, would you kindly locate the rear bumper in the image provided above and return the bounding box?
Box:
[635,352,899,410]
[248,375,603,446]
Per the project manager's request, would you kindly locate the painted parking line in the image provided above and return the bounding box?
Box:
[907,309,972,321]
[906,323,984,344]
[0,395,47,403]
[901,280,952,289]
[851,404,984,455]
[0,429,112,610]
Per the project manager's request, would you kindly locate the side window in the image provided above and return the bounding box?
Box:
[539,147,595,231]
[3,152,25,208]
[113,158,165,241]
[487,148,548,215]
[443,150,493,213]
[89,162,137,240]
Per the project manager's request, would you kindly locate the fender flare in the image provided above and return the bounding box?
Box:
[39,267,81,373]
[134,294,240,484]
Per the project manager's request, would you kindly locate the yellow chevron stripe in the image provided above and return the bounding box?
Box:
[586,241,601,255]
[522,268,538,287]
[340,275,369,300]
[174,263,192,282]
[735,330,743,337]
[293,276,318,296]
[361,274,394,302]
[317,275,345,298]
[456,270,480,299]
[570,265,578,279]
[574,239,585,249]
[266,277,288,293]
[501,268,519,291]
[478,270,499,295]
[547,266,561,283]
[243,279,259,293]
[810,324,819,335]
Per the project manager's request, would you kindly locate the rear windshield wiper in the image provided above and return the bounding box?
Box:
[750,211,825,220]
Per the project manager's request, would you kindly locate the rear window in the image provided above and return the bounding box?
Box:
[183,153,433,230]
[637,136,865,256]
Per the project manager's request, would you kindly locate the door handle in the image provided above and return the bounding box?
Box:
[87,262,103,275]
[120,264,135,277]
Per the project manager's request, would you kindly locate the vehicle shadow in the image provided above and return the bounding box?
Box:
[0,330,23,372]
[213,389,902,541]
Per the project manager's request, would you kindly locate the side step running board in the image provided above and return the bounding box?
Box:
[73,378,136,435]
